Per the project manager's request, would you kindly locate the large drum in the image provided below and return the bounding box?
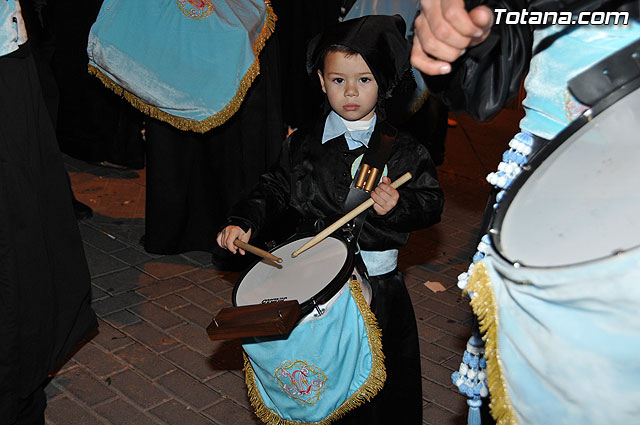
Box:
[234,234,384,425]
[467,81,640,424]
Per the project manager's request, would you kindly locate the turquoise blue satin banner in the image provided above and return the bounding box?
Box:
[87,0,273,132]
[243,281,384,424]
[479,246,640,425]
[1,0,27,57]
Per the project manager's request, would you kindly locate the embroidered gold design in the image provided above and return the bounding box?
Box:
[177,0,214,20]
[243,277,386,425]
[466,262,520,425]
[274,360,327,405]
[88,0,276,133]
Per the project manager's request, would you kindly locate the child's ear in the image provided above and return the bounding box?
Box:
[317,70,327,94]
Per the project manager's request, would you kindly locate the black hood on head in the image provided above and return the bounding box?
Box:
[306,14,413,100]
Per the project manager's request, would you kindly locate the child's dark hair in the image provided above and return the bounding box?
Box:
[317,44,359,73]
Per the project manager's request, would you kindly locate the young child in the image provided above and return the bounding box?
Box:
[217,15,443,424]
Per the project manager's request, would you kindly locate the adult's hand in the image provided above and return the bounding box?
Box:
[411,0,494,75]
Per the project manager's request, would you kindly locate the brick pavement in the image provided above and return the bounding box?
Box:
[48,109,521,425]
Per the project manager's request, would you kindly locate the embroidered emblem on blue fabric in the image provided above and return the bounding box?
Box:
[177,0,214,20]
[275,360,327,404]
[350,154,388,180]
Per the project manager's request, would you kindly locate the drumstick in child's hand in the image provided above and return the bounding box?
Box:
[292,172,412,258]
[234,239,283,263]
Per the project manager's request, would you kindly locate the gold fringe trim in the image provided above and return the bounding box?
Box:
[465,262,520,425]
[243,278,386,425]
[88,0,277,133]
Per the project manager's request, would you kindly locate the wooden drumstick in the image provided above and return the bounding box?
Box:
[234,239,283,263]
[292,172,412,258]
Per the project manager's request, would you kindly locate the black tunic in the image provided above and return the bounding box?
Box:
[0,45,97,422]
[229,116,444,250]
[143,37,284,255]
[228,117,443,424]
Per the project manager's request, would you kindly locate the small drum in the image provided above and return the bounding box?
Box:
[233,234,371,316]
[233,234,384,424]
[470,81,640,424]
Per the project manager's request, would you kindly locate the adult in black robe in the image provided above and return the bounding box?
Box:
[143,36,285,257]
[51,0,145,169]
[0,44,97,423]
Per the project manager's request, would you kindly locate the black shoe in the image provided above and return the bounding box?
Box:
[72,198,93,220]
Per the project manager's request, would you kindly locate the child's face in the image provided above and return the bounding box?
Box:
[317,51,378,121]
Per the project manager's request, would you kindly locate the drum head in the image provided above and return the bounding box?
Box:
[233,235,353,315]
[492,82,640,267]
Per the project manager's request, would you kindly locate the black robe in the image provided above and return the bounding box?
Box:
[0,45,97,422]
[227,116,443,424]
[228,116,444,250]
[143,37,284,255]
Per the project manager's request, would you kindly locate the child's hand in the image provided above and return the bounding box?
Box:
[216,226,252,255]
[371,176,399,215]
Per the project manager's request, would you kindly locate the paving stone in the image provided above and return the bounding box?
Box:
[93,267,158,295]
[182,268,223,284]
[44,379,63,401]
[109,369,170,409]
[72,342,128,378]
[157,369,222,410]
[79,224,127,253]
[198,278,234,301]
[93,398,161,425]
[423,401,467,425]
[205,372,251,408]
[84,320,134,353]
[103,309,143,328]
[419,339,458,364]
[136,277,192,300]
[421,358,457,388]
[115,343,176,380]
[84,243,129,278]
[417,299,471,322]
[138,256,199,280]
[111,247,155,266]
[150,399,215,425]
[122,320,180,353]
[164,346,220,381]
[53,367,117,407]
[153,294,191,310]
[92,291,147,318]
[131,301,185,329]
[181,251,214,267]
[91,285,110,302]
[45,396,105,425]
[434,333,468,355]
[427,315,473,339]
[417,322,447,343]
[203,399,261,425]
[178,286,228,314]
[422,378,467,414]
[169,323,218,356]
[174,304,215,328]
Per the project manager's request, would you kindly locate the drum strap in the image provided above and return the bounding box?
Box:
[342,120,397,242]
[569,38,640,106]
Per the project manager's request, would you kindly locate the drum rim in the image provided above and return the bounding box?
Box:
[231,232,356,316]
[489,76,640,269]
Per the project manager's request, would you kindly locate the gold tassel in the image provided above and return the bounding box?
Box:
[243,278,386,425]
[465,262,520,425]
[88,0,277,133]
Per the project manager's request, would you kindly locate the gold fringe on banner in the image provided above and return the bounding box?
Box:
[243,278,386,425]
[465,262,520,425]
[88,0,277,133]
